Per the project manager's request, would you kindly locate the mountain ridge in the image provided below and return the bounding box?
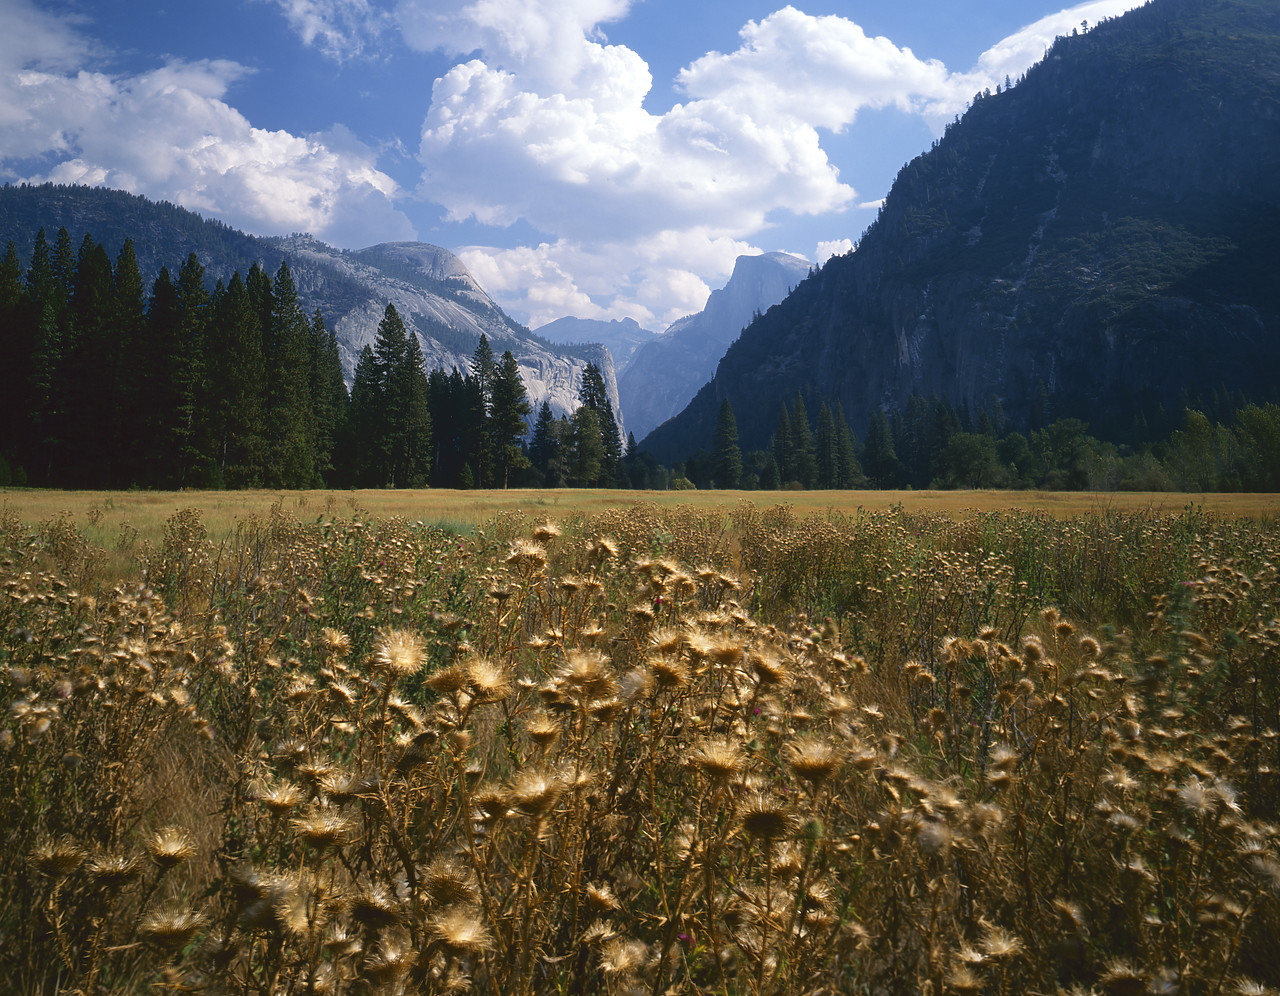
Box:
[0,183,621,425]
[641,0,1280,463]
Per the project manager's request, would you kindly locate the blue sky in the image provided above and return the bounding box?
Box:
[2,0,1147,329]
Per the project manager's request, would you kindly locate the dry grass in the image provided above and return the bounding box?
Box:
[3,499,1280,994]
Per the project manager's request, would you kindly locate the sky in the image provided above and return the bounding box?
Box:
[2,0,1148,330]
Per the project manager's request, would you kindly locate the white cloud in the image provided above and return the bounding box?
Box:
[460,229,757,330]
[255,0,392,60]
[815,239,854,262]
[0,0,414,247]
[409,0,1151,323]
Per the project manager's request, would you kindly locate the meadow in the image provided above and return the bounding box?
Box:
[2,489,1279,995]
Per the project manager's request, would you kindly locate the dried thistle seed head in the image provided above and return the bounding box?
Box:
[506,539,548,569]
[1177,777,1216,818]
[371,628,425,677]
[599,937,649,976]
[350,886,403,928]
[740,795,796,840]
[749,649,790,686]
[472,784,511,822]
[427,663,470,696]
[320,628,351,656]
[619,667,655,702]
[1052,899,1088,935]
[557,650,618,701]
[423,859,480,907]
[256,780,305,814]
[532,521,561,544]
[508,767,565,817]
[429,907,492,954]
[916,820,953,857]
[979,925,1023,960]
[691,738,745,783]
[290,808,354,849]
[650,627,687,655]
[89,852,143,887]
[466,658,511,702]
[138,907,207,949]
[525,711,561,749]
[947,965,986,993]
[785,737,842,785]
[32,837,86,878]
[147,826,197,868]
[649,654,691,690]
[1098,959,1148,996]
[586,882,622,911]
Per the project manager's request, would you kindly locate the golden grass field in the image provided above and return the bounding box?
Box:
[5,488,1280,993]
[5,486,1279,544]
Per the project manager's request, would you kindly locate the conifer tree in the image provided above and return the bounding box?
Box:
[309,309,347,483]
[529,400,557,483]
[207,272,267,486]
[833,401,862,488]
[578,362,622,485]
[790,394,817,489]
[264,262,315,487]
[0,242,25,466]
[864,410,901,487]
[470,335,496,485]
[109,239,148,484]
[772,406,794,484]
[343,344,380,486]
[490,350,532,487]
[815,401,838,489]
[61,235,115,485]
[570,405,604,487]
[713,398,743,488]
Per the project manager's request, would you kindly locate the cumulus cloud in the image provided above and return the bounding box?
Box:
[254,0,392,60]
[815,239,855,262]
[405,1,1150,324]
[461,228,759,331]
[0,0,414,247]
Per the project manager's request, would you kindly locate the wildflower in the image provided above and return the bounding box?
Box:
[371,628,425,677]
[138,907,207,950]
[784,737,843,786]
[691,738,745,783]
[430,908,492,954]
[147,826,197,869]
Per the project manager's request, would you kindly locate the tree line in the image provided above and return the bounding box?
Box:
[675,391,1280,493]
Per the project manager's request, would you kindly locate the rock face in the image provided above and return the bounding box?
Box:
[280,237,622,423]
[536,317,658,373]
[642,0,1280,461]
[0,186,620,423]
[618,252,811,440]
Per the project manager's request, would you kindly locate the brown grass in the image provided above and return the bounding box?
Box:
[2,498,1279,994]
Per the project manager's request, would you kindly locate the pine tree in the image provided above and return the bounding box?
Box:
[343,345,380,486]
[207,272,267,486]
[529,401,556,483]
[833,402,862,488]
[490,350,532,487]
[400,332,433,488]
[110,239,148,485]
[264,262,315,487]
[578,362,622,486]
[772,406,794,485]
[863,410,900,487]
[790,394,817,489]
[570,406,604,488]
[469,335,497,486]
[0,241,25,465]
[713,398,743,488]
[814,401,838,490]
[309,309,346,484]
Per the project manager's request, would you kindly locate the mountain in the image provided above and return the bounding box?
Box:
[537,316,658,373]
[642,0,1280,463]
[619,251,811,440]
[0,183,620,422]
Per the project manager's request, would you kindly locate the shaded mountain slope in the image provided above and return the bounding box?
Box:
[642,0,1280,462]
